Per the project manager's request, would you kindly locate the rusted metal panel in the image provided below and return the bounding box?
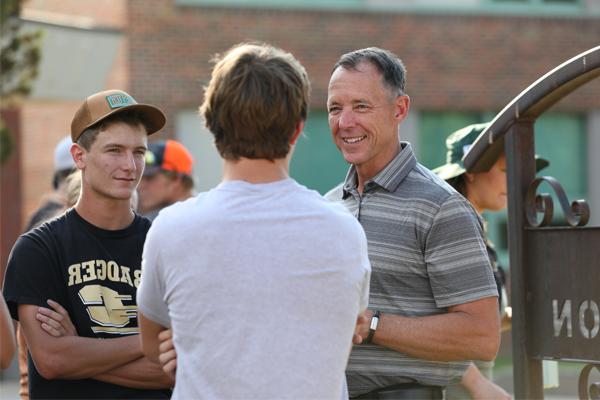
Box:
[524,228,600,362]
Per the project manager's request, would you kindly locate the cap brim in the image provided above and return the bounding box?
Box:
[465,135,550,174]
[432,163,466,181]
[82,103,166,137]
[143,165,162,177]
[535,156,549,172]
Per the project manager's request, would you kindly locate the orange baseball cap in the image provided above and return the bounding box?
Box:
[71,89,166,142]
[144,140,194,176]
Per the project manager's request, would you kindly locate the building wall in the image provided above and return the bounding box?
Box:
[127,0,600,135]
[22,0,126,29]
[0,109,22,283]
[20,100,80,227]
[125,0,600,203]
[23,21,123,101]
[11,0,600,225]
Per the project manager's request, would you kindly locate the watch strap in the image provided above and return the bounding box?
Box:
[365,310,380,344]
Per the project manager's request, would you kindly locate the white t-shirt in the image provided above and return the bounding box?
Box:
[138,178,371,400]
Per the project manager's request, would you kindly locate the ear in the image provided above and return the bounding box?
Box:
[393,95,410,122]
[289,120,305,146]
[71,143,86,170]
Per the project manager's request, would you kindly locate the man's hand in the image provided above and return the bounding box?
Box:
[462,362,512,400]
[469,380,512,400]
[352,310,372,344]
[157,329,176,380]
[36,299,77,337]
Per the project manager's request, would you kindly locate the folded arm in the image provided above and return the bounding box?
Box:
[94,355,173,389]
[359,296,500,361]
[31,300,173,389]
[20,303,142,380]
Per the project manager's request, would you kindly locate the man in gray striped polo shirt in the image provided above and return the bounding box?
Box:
[325,47,500,399]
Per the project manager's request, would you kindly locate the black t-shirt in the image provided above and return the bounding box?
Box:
[3,209,170,399]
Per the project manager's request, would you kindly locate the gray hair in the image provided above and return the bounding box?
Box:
[332,47,407,97]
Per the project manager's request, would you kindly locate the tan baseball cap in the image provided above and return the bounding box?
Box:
[70,89,166,142]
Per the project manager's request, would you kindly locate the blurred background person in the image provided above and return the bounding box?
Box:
[137,140,194,220]
[24,136,75,232]
[434,122,548,400]
[1,293,16,370]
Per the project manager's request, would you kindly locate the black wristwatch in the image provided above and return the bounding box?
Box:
[365,310,380,344]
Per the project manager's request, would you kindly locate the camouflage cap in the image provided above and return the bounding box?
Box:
[433,122,549,180]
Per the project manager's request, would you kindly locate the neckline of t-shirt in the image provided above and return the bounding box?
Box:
[217,178,298,192]
[67,208,144,238]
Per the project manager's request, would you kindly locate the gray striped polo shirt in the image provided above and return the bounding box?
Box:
[325,143,498,396]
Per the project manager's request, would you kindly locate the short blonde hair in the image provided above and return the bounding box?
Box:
[200,43,310,160]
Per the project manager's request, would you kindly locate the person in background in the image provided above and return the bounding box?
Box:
[325,47,500,400]
[25,136,75,231]
[137,42,371,399]
[1,293,16,369]
[137,140,194,220]
[433,122,548,400]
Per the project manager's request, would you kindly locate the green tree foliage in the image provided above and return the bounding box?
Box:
[1,0,42,164]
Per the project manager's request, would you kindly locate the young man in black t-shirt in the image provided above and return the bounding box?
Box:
[3,90,173,399]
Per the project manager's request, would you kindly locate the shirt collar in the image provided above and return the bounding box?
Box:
[342,142,417,198]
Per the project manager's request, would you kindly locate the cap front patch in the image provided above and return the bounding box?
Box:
[106,94,136,109]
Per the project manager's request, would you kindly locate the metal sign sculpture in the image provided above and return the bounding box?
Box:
[463,46,600,400]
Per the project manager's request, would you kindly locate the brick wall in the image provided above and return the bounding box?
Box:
[11,0,600,233]
[106,37,130,92]
[23,0,126,29]
[20,100,80,228]
[127,1,600,133]
[0,109,22,281]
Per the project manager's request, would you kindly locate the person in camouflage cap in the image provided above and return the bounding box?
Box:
[435,122,548,400]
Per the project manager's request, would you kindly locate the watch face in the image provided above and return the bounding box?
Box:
[370,315,379,330]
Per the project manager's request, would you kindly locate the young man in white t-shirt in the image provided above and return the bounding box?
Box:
[137,43,371,400]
